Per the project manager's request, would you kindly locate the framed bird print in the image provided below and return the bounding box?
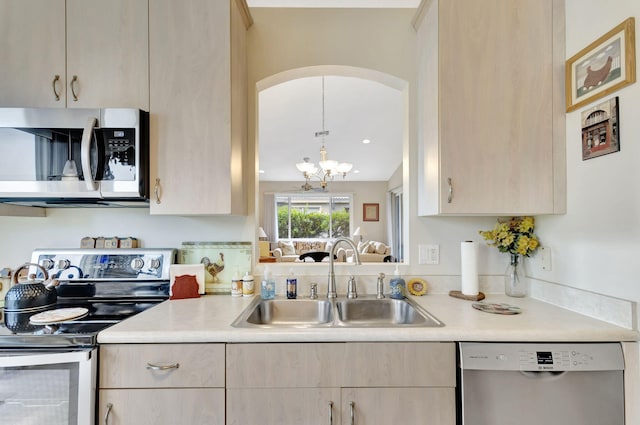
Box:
[180,241,252,294]
[566,17,636,112]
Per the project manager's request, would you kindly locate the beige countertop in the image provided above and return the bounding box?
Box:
[97,293,639,344]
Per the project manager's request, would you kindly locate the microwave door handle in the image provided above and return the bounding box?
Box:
[81,116,98,191]
[0,350,92,367]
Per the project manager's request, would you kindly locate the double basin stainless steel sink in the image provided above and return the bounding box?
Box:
[231,296,444,328]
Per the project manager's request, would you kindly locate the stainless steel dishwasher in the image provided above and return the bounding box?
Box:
[459,342,625,425]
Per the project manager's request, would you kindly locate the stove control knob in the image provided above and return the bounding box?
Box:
[149,258,161,270]
[130,258,145,270]
[40,258,55,270]
[57,259,71,270]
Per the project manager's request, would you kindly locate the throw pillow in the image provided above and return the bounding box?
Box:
[358,241,370,254]
[278,240,295,255]
[374,242,387,255]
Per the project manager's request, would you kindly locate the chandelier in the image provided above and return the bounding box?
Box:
[296,76,353,191]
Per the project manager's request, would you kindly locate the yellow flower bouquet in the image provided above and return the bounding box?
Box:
[479,216,540,257]
[479,217,539,297]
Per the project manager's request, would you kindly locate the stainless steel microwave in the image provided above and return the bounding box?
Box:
[0,108,148,206]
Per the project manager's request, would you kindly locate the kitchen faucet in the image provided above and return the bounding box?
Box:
[327,237,361,298]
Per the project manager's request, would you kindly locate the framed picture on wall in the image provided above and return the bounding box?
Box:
[363,203,379,222]
[566,17,636,112]
[581,96,620,160]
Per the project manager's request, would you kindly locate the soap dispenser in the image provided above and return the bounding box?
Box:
[286,268,297,299]
[261,266,276,300]
[389,265,406,299]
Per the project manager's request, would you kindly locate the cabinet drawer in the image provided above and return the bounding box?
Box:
[100,344,224,388]
[343,342,456,387]
[227,343,344,388]
[99,388,224,425]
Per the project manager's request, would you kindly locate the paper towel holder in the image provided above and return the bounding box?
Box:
[449,290,485,301]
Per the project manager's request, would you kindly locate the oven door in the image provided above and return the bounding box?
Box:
[0,348,96,425]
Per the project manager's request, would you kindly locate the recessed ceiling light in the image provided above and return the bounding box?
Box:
[353,170,360,174]
[362,139,371,144]
[259,169,265,174]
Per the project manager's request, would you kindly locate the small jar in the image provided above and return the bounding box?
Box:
[242,271,254,296]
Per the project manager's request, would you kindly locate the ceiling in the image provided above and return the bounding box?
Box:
[246,0,421,8]
[251,0,416,185]
[258,76,404,183]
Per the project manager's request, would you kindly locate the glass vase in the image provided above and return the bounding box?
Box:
[504,253,527,297]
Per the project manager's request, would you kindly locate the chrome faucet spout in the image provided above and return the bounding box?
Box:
[327,237,361,298]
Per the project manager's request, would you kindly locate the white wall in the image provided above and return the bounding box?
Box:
[530,0,640,308]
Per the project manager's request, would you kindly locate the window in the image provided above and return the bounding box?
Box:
[276,194,352,239]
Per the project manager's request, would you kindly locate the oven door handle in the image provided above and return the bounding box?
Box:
[0,349,92,367]
[81,116,99,191]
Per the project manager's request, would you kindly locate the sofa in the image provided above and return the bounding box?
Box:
[272,240,346,262]
[345,240,391,262]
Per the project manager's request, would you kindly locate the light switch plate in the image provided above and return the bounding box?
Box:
[419,244,440,265]
[539,246,552,271]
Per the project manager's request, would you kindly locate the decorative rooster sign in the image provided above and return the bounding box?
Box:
[201,253,225,283]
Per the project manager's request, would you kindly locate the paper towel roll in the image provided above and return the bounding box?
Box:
[460,241,479,296]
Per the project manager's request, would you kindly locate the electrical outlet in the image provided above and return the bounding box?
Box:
[539,246,552,271]
[419,244,440,265]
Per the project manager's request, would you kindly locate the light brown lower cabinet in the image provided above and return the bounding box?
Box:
[98,388,224,425]
[99,343,225,425]
[226,387,455,425]
[226,342,456,425]
[99,342,456,424]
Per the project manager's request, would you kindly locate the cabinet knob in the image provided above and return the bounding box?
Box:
[52,75,61,101]
[349,401,355,425]
[70,75,79,101]
[146,362,179,371]
[154,178,162,204]
[104,403,113,425]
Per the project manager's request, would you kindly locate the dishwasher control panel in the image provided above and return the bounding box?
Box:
[460,343,624,372]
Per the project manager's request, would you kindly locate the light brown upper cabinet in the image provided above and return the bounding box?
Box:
[149,0,250,215]
[415,0,566,215]
[0,0,149,109]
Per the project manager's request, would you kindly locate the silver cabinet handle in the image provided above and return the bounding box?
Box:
[154,178,162,204]
[52,75,61,101]
[81,116,99,191]
[349,401,355,425]
[103,403,113,425]
[447,177,453,203]
[328,401,333,425]
[146,362,179,371]
[70,75,79,101]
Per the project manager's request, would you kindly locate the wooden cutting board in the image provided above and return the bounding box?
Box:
[29,307,89,324]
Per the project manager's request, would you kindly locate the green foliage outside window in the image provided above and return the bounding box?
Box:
[277,206,350,239]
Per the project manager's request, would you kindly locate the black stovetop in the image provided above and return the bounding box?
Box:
[1,248,175,348]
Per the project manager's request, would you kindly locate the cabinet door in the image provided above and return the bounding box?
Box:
[0,0,66,107]
[418,0,564,215]
[149,0,246,215]
[66,0,149,109]
[227,388,341,425]
[99,389,224,425]
[439,0,554,214]
[341,388,455,425]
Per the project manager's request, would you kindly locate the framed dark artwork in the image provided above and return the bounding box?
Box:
[363,203,379,222]
[566,17,636,112]
[581,96,620,160]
